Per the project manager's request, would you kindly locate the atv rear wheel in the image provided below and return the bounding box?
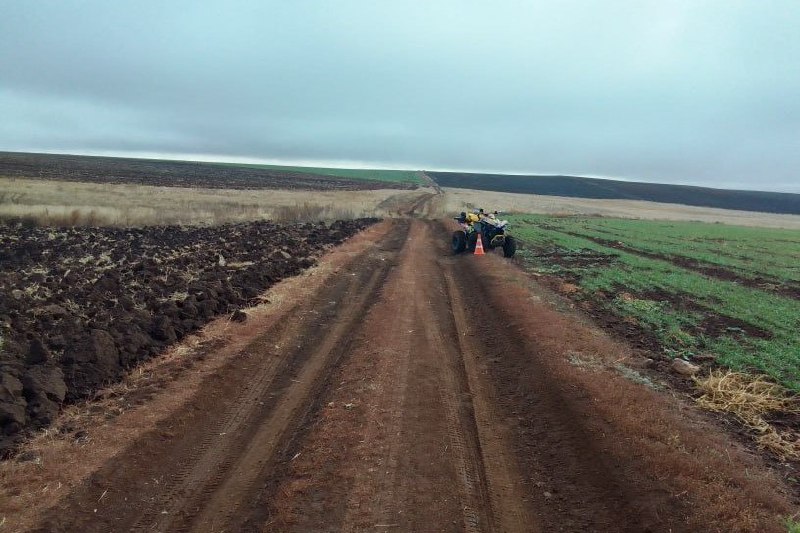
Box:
[452,230,467,253]
[467,231,478,251]
[502,236,517,258]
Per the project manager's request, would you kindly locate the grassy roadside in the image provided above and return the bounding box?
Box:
[508,214,800,393]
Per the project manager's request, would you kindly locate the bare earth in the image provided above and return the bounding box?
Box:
[1,216,796,531]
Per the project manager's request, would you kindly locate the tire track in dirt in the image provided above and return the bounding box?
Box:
[334,219,465,530]
[142,270,387,532]
[262,220,526,531]
[437,219,683,532]
[410,224,494,532]
[336,231,417,531]
[127,328,292,531]
[157,225,408,532]
[407,191,437,216]
[252,219,499,531]
[417,308,491,532]
[440,264,535,532]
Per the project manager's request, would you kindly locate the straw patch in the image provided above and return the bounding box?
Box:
[694,371,800,459]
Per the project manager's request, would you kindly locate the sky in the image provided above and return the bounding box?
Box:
[1,1,799,192]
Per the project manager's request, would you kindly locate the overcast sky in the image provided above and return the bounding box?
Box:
[1,1,799,192]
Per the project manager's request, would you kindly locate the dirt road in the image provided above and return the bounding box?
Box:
[17,219,795,532]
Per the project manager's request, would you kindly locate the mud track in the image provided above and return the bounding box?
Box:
[27,219,794,532]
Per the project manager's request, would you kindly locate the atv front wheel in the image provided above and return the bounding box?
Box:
[452,230,467,253]
[503,236,517,258]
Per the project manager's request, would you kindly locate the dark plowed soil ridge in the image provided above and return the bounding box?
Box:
[428,171,800,214]
[0,218,377,450]
[0,151,416,191]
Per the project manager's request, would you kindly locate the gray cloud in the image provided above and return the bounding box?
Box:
[1,0,799,191]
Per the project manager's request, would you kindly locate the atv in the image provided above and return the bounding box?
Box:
[452,214,517,258]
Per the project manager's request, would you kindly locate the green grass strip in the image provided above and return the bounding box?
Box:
[508,214,800,391]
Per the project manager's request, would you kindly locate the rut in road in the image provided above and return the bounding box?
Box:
[34,218,732,532]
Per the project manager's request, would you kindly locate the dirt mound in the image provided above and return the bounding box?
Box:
[0,218,377,451]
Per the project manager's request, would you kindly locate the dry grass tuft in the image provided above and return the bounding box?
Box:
[695,370,800,459]
[270,202,356,223]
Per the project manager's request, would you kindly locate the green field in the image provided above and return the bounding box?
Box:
[509,215,800,392]
[212,162,425,185]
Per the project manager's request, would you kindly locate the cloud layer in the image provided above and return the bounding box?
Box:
[2,1,799,191]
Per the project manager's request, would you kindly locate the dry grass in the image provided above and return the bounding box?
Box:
[442,187,800,229]
[0,177,436,226]
[695,370,800,460]
[270,202,356,223]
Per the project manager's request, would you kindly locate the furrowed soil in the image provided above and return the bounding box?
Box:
[0,219,377,447]
[3,218,796,532]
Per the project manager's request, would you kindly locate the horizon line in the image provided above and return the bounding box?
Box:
[3,147,799,195]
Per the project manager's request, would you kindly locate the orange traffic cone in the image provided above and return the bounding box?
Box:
[474,233,485,255]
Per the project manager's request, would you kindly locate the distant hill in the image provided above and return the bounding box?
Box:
[427,172,800,215]
[0,151,418,191]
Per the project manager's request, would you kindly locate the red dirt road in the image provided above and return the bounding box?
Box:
[6,219,796,532]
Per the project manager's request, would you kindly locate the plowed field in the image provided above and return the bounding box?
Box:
[0,219,376,448]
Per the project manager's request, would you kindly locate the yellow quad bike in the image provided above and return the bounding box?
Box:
[452,213,516,257]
